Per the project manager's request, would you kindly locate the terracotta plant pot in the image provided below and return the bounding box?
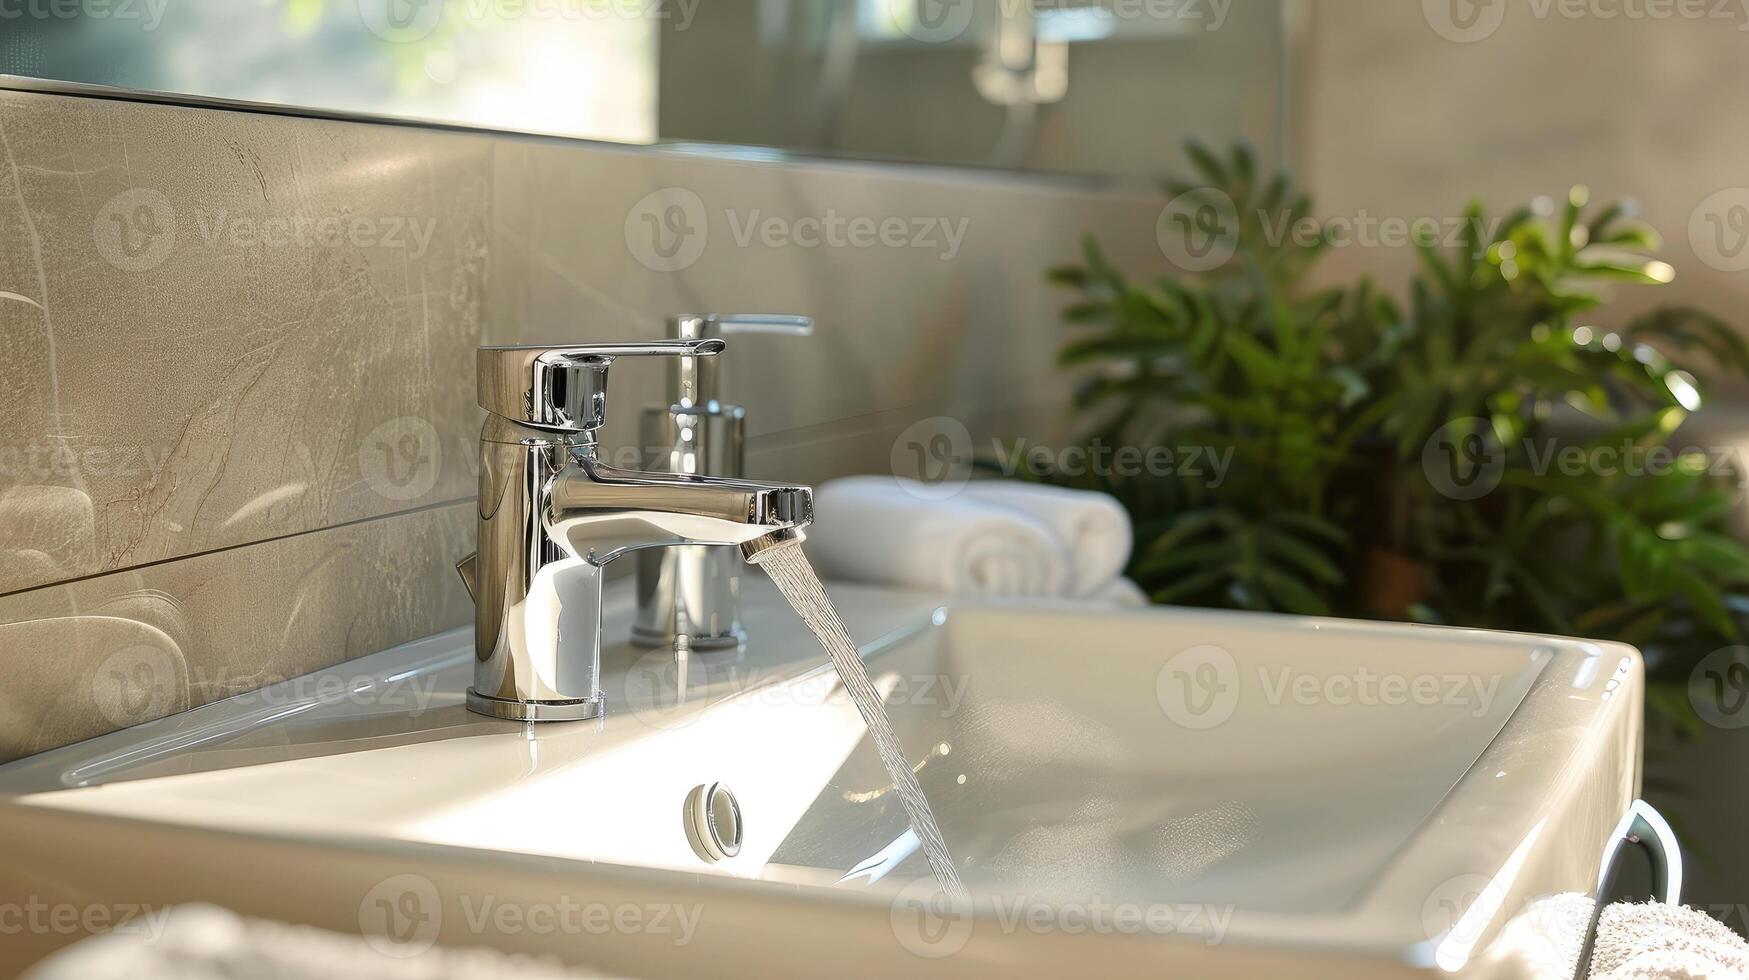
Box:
[1363,546,1429,620]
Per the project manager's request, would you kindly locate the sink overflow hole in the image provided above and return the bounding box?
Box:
[685,782,742,862]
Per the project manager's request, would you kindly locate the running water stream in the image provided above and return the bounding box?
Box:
[753,542,970,902]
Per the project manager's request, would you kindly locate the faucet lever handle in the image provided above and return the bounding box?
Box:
[478,339,726,432]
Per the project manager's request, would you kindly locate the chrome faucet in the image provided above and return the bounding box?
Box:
[454,340,814,722]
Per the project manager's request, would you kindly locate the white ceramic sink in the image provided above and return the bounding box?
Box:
[0,579,1645,978]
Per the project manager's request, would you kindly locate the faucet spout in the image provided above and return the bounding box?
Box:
[545,458,812,564]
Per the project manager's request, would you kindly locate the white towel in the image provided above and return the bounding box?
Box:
[1091,577,1150,608]
[958,481,1133,596]
[25,903,616,979]
[1589,901,1749,979]
[809,477,1070,597]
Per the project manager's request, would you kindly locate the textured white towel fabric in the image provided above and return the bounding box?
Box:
[809,477,1071,597]
[958,481,1133,596]
[26,904,616,979]
[1091,577,1150,608]
[1589,901,1749,980]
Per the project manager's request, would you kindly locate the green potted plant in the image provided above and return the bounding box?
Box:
[1044,142,1749,734]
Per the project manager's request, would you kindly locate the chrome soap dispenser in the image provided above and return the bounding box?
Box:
[633,313,813,651]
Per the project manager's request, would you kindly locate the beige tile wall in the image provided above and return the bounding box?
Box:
[0,86,1166,762]
[1298,2,1749,363]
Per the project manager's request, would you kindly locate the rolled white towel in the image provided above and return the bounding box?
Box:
[809,477,1071,597]
[1090,577,1150,608]
[958,481,1133,596]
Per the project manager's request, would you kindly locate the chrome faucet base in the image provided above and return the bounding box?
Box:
[466,689,604,722]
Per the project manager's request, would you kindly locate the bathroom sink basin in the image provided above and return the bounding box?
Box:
[0,580,1642,978]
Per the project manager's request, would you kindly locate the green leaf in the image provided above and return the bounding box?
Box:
[1184,141,1228,187]
[1148,566,1233,605]
[1256,525,1345,585]
[1257,567,1331,615]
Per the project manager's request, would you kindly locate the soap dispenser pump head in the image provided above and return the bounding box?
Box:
[665,314,813,409]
